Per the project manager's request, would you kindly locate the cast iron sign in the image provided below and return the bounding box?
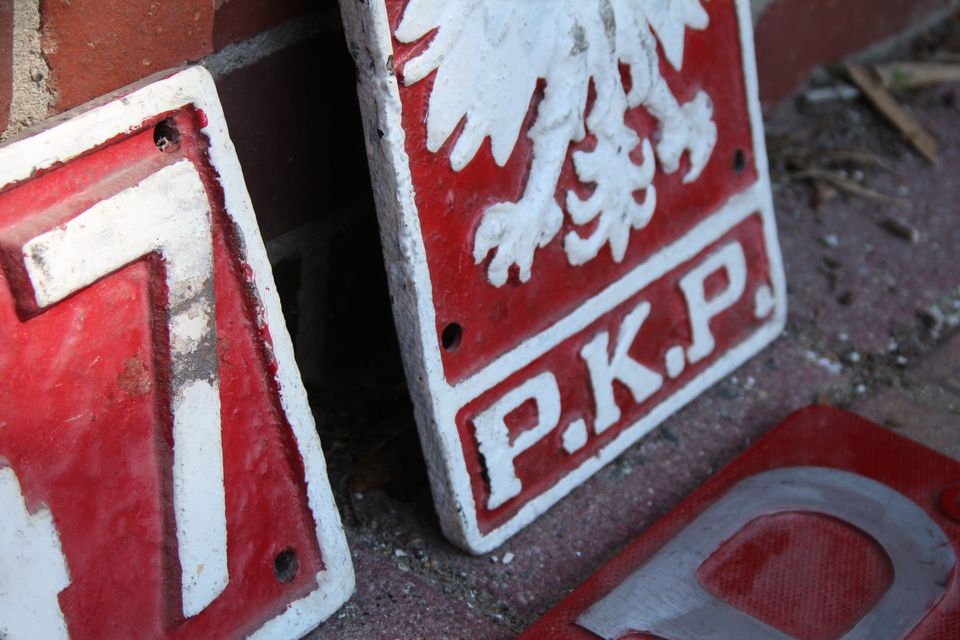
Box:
[342,0,785,551]
[0,67,352,639]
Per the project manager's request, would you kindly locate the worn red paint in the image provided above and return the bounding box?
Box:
[0,108,323,638]
[520,407,960,639]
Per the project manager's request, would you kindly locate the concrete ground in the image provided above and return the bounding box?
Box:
[304,25,960,640]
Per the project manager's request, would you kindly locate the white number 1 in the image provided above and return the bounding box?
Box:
[19,160,229,618]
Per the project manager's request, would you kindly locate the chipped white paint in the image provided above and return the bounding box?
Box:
[0,467,71,640]
[340,0,785,552]
[0,67,353,634]
[23,161,228,617]
[397,0,717,285]
[170,301,213,353]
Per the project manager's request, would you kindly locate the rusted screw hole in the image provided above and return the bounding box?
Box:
[442,323,463,352]
[154,118,180,153]
[733,149,747,174]
[274,548,299,583]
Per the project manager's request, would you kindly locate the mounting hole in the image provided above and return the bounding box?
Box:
[733,149,747,174]
[154,118,181,153]
[273,548,299,583]
[441,323,463,352]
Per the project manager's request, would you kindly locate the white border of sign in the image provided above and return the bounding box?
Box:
[341,0,786,553]
[0,66,354,638]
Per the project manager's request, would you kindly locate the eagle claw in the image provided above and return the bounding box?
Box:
[656,90,717,184]
[564,137,657,265]
[473,197,564,287]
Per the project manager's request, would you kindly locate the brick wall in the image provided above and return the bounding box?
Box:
[753,0,959,105]
[0,0,955,393]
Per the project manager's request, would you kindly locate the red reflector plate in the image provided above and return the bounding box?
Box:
[520,407,960,639]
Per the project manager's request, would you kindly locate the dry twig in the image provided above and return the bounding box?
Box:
[876,61,960,90]
[845,62,939,165]
[790,168,907,204]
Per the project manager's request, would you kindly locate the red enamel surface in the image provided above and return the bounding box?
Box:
[519,407,960,639]
[460,215,771,533]
[0,109,323,638]
[699,513,894,640]
[941,486,960,523]
[387,0,757,384]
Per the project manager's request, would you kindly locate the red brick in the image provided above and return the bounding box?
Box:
[307,543,511,640]
[215,32,369,240]
[0,2,11,133]
[41,0,215,111]
[213,0,312,50]
[756,0,953,107]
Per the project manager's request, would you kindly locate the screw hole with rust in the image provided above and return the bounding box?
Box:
[273,548,299,583]
[733,148,747,174]
[154,118,181,153]
[442,323,463,352]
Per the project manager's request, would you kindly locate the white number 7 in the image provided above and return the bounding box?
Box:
[20,160,228,618]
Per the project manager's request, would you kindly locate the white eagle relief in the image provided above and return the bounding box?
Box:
[396,0,719,287]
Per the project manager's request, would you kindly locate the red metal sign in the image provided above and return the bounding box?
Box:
[341,0,786,551]
[520,406,960,639]
[0,68,352,639]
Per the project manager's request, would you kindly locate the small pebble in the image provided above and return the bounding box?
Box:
[394,549,407,558]
[919,306,945,334]
[821,234,840,248]
[502,552,515,565]
[843,351,862,365]
[880,216,919,243]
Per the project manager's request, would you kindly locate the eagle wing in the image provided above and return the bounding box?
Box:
[396,0,591,170]
[618,0,708,71]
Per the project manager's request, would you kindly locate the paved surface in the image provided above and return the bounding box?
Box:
[304,59,960,640]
